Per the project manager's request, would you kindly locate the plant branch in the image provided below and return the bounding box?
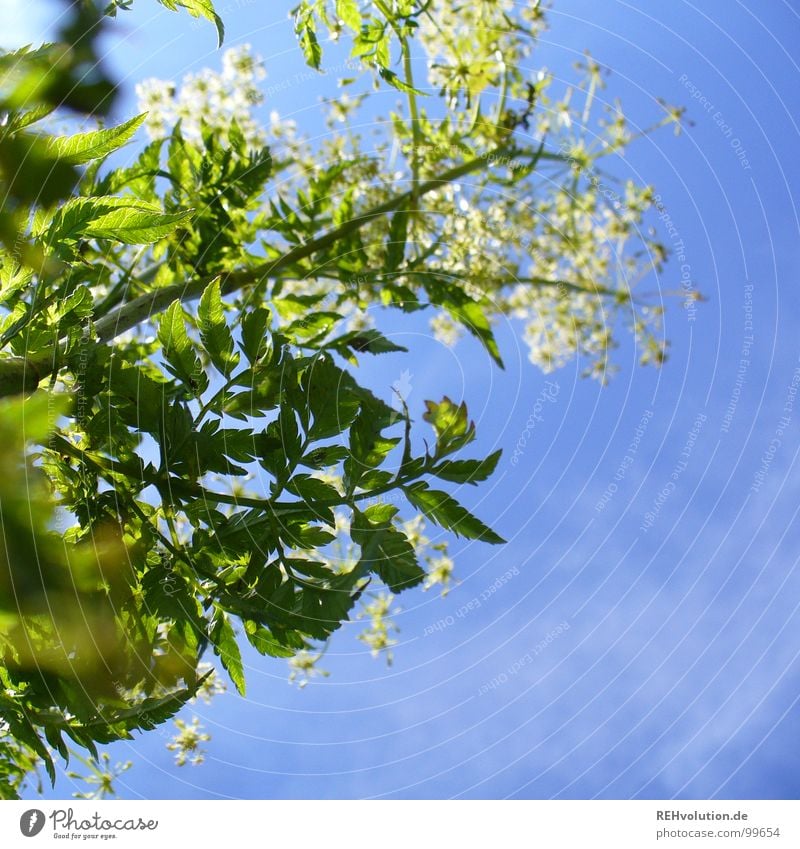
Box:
[92,146,518,344]
[0,144,575,397]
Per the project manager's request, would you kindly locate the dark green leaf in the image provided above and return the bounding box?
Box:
[404,482,505,544]
[240,307,271,363]
[432,449,502,485]
[303,355,361,439]
[351,508,425,592]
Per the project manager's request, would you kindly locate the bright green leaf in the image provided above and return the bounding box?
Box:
[211,612,246,695]
[48,113,146,165]
[199,278,238,376]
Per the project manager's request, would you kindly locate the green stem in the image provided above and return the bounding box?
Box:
[186,459,433,516]
[401,38,422,205]
[374,1,422,199]
[193,367,246,425]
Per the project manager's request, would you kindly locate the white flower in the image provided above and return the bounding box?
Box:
[430,312,462,347]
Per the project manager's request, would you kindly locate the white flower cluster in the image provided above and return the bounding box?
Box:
[288,649,330,688]
[357,592,399,662]
[418,0,546,108]
[166,717,211,767]
[135,45,268,147]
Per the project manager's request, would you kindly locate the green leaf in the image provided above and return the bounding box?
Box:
[211,612,246,695]
[199,278,238,376]
[363,502,399,524]
[158,0,225,46]
[290,524,337,548]
[446,298,504,368]
[5,712,55,786]
[336,0,362,31]
[48,113,146,165]
[423,277,504,367]
[244,621,295,657]
[299,444,349,469]
[346,399,400,489]
[107,357,168,434]
[404,482,505,544]
[297,575,362,639]
[48,197,194,245]
[330,329,408,358]
[303,355,361,439]
[101,678,211,732]
[240,307,270,363]
[385,203,409,273]
[285,311,342,341]
[378,67,424,95]
[286,474,342,504]
[351,508,425,592]
[158,299,205,391]
[82,203,194,244]
[422,396,475,457]
[432,449,502,485]
[295,6,323,70]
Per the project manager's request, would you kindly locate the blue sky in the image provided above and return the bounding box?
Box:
[10,0,800,799]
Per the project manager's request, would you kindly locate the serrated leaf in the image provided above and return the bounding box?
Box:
[363,502,399,523]
[158,0,225,46]
[297,576,362,639]
[240,307,270,363]
[5,712,55,786]
[423,277,504,367]
[404,482,505,544]
[432,449,502,485]
[212,612,246,695]
[347,402,400,484]
[158,299,205,391]
[48,113,146,165]
[291,524,337,548]
[48,196,194,245]
[199,278,238,376]
[83,204,194,244]
[303,355,361,439]
[331,329,408,357]
[286,474,342,504]
[285,310,342,341]
[295,7,323,70]
[101,677,210,731]
[244,621,295,657]
[298,444,349,469]
[422,396,475,457]
[351,508,425,592]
